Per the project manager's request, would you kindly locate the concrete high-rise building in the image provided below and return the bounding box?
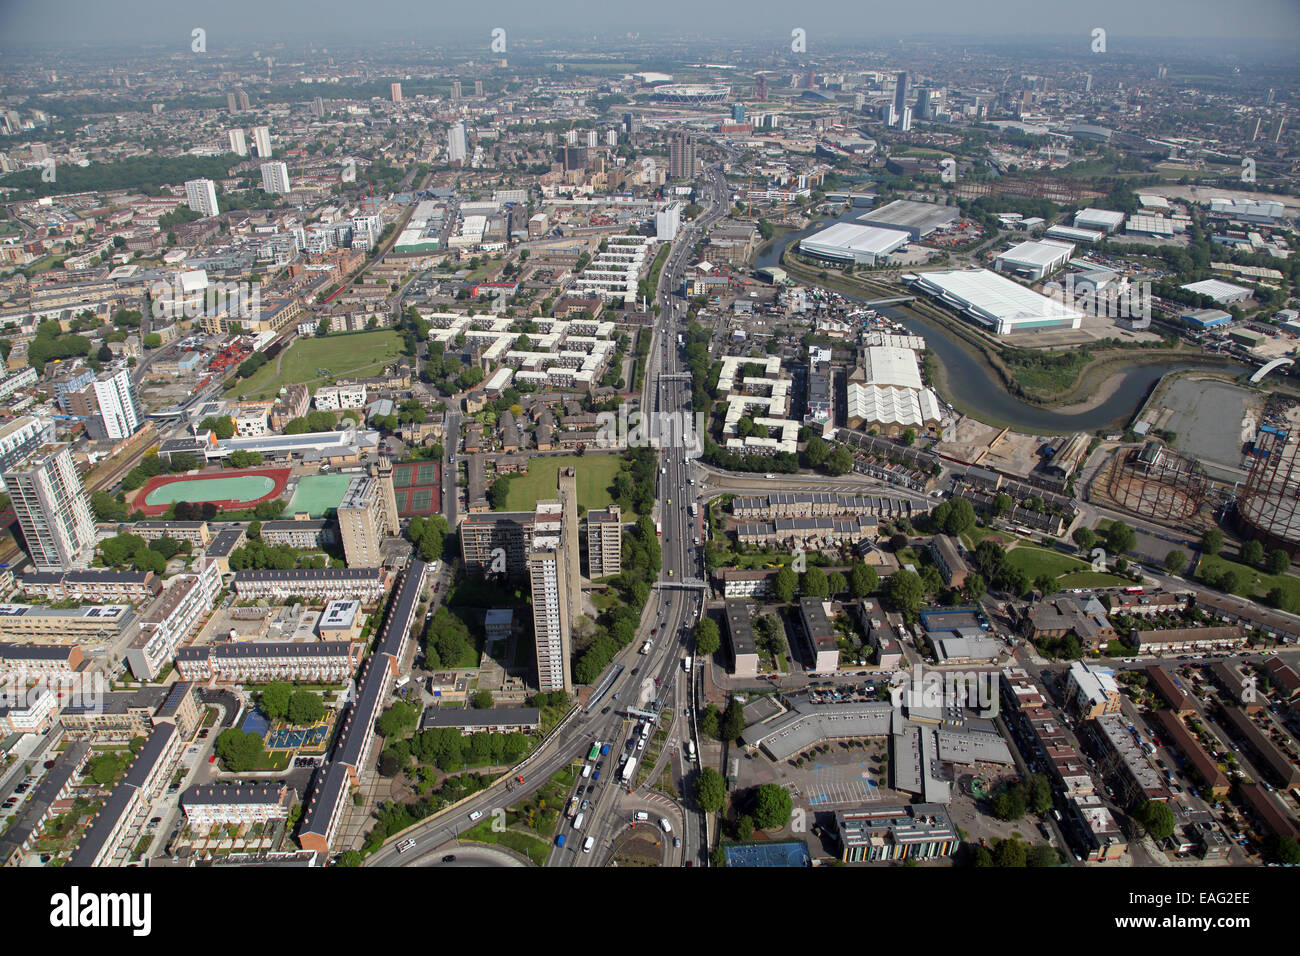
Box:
[605,129,618,147]
[390,82,402,104]
[228,129,248,156]
[447,121,467,165]
[252,126,272,158]
[70,367,142,441]
[669,131,697,180]
[237,90,250,111]
[893,71,908,120]
[755,74,767,102]
[585,129,599,149]
[451,80,462,102]
[732,103,746,123]
[900,106,912,132]
[460,511,534,575]
[336,462,398,568]
[474,80,484,97]
[261,161,291,195]
[556,467,581,627]
[527,488,578,693]
[915,88,931,120]
[227,92,238,113]
[1084,74,1093,93]
[565,128,579,146]
[586,505,622,578]
[184,178,220,217]
[562,146,587,173]
[311,96,325,118]
[2,444,96,573]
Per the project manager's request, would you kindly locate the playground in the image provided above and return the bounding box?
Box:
[134,467,291,517]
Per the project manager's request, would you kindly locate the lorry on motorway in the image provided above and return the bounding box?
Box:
[686,740,696,760]
[640,640,651,655]
[690,502,698,517]
[683,656,693,673]
[587,743,601,762]
[620,757,637,786]
[655,521,662,537]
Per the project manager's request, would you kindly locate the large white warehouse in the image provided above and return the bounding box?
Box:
[799,222,910,266]
[910,268,1084,334]
[994,239,1075,281]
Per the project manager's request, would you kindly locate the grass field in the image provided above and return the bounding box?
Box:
[501,454,630,519]
[1196,553,1300,610]
[1057,571,1130,589]
[1004,545,1089,580]
[232,330,404,400]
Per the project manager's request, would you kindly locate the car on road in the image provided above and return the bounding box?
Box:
[468,810,483,822]
[441,854,457,863]
[674,837,682,848]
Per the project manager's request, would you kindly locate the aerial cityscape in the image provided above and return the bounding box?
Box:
[1,0,1299,903]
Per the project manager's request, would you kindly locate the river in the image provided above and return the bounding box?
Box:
[753,213,1249,433]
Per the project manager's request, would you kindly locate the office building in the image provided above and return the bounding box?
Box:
[586,505,622,578]
[2,444,96,573]
[251,125,272,158]
[669,131,697,180]
[390,82,402,104]
[336,462,398,568]
[227,128,248,156]
[447,121,467,164]
[260,161,291,195]
[184,178,220,217]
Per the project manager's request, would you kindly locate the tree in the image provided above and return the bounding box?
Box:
[720,697,747,741]
[473,689,494,709]
[1104,520,1136,556]
[1072,527,1097,552]
[801,565,829,599]
[804,435,829,468]
[1241,540,1264,567]
[1268,549,1291,575]
[943,498,976,536]
[200,415,235,440]
[695,767,726,813]
[752,783,793,830]
[1027,844,1060,868]
[1201,528,1224,556]
[259,682,291,721]
[287,690,325,725]
[850,562,879,597]
[699,703,720,739]
[1276,836,1300,865]
[885,569,924,616]
[735,815,755,842]
[963,572,987,602]
[773,565,797,603]
[1165,549,1187,575]
[215,729,265,773]
[1134,800,1175,841]
[993,838,1027,868]
[992,492,1014,517]
[825,445,854,476]
[694,618,721,657]
[826,571,847,597]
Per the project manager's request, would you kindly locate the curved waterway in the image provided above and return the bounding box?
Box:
[754,214,1249,433]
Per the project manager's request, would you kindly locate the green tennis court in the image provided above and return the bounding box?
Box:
[144,475,276,507]
[281,474,354,517]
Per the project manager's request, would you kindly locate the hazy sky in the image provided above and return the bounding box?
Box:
[2,0,1298,49]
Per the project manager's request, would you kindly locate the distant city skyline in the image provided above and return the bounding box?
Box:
[1,0,1298,49]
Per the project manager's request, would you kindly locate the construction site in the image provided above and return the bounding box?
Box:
[1095,440,1212,524]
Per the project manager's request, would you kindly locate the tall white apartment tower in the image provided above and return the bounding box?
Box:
[90,367,143,440]
[261,161,291,195]
[252,125,272,158]
[528,500,572,693]
[184,178,220,217]
[2,444,97,572]
[390,82,402,104]
[447,121,467,164]
[228,129,248,156]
